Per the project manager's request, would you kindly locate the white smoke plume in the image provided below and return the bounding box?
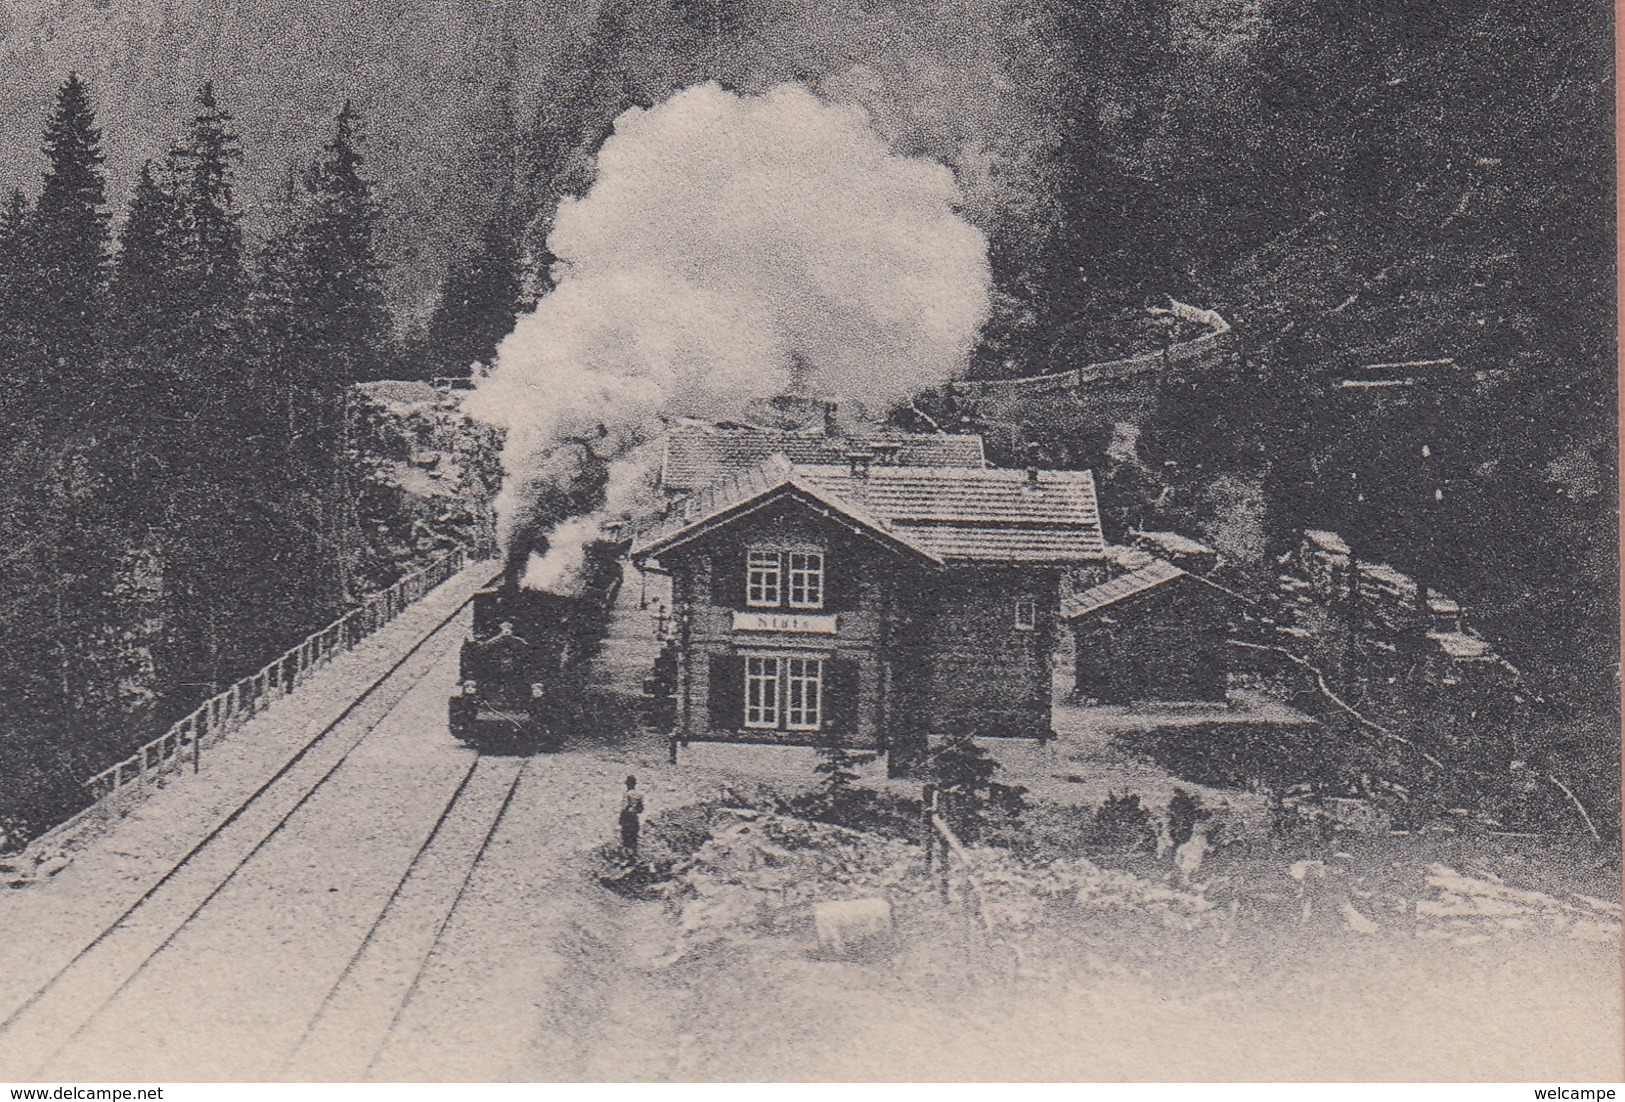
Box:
[467,81,991,592]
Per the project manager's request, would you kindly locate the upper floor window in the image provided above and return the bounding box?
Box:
[747,550,782,608]
[1014,597,1037,631]
[746,548,824,610]
[787,552,825,609]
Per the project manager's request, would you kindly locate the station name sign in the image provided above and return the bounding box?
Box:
[732,611,838,635]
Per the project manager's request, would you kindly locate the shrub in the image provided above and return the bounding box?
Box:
[1166,788,1204,847]
[929,733,1025,844]
[1091,791,1153,849]
[811,729,877,814]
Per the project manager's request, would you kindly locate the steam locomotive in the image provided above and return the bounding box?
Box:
[449,540,625,751]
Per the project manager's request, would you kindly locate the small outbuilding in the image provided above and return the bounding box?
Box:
[1063,555,1243,705]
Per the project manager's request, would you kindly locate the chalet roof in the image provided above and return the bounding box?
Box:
[1063,558,1187,619]
[659,421,986,493]
[1062,555,1242,620]
[632,455,1104,566]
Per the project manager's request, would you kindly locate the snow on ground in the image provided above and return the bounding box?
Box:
[0,559,1617,1081]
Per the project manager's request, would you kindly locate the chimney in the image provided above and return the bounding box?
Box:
[1025,465,1040,489]
[823,402,839,439]
[502,546,527,591]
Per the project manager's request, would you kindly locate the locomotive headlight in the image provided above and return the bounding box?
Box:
[461,680,478,696]
[531,682,547,699]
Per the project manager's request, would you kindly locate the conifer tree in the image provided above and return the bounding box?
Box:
[109,162,182,378]
[288,101,391,389]
[104,83,258,708]
[170,81,246,360]
[25,73,109,405]
[424,209,523,379]
[812,729,875,814]
[251,103,392,619]
[929,734,1027,844]
[167,84,262,695]
[15,77,120,755]
[424,77,524,379]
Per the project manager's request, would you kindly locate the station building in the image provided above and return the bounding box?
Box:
[630,450,1105,766]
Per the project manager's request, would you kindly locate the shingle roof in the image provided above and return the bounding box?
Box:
[1062,553,1250,620]
[1063,558,1188,619]
[632,456,1104,566]
[659,422,986,493]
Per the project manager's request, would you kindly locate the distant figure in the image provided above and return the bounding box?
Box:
[1155,818,1175,861]
[1175,826,1211,886]
[620,775,645,856]
[1289,858,1328,922]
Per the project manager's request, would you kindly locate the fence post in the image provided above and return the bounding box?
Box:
[922,783,936,873]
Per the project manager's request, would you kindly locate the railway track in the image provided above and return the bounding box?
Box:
[0,570,512,1080]
[282,755,527,1080]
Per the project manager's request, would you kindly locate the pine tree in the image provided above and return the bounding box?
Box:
[424,209,523,379]
[434,73,526,376]
[164,83,267,694]
[287,101,391,389]
[252,103,393,621]
[930,734,1002,842]
[812,729,875,814]
[104,83,258,710]
[1030,3,1172,364]
[109,163,183,381]
[13,77,120,760]
[25,73,110,407]
[171,80,244,335]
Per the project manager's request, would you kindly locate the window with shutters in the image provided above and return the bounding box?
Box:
[1014,597,1037,631]
[744,655,780,727]
[746,550,781,608]
[787,552,824,609]
[784,657,823,729]
[741,655,824,730]
[746,548,826,610]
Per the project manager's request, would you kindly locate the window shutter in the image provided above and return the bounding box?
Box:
[710,547,744,608]
[823,658,861,734]
[823,553,853,613]
[708,655,743,731]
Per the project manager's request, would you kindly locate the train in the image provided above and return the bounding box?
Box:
[449,540,625,751]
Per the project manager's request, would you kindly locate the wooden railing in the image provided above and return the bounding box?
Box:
[954,299,1234,400]
[920,783,1038,977]
[82,546,470,802]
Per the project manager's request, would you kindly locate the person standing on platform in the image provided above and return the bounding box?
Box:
[619,775,645,857]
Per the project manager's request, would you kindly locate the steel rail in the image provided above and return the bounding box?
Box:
[0,568,498,1073]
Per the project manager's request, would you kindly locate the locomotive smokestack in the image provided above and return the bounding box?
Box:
[503,543,529,592]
